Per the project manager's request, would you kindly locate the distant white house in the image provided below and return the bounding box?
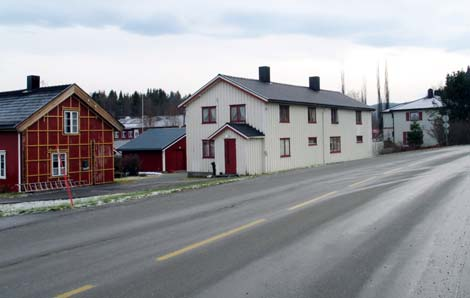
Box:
[115,115,185,149]
[383,89,443,147]
[179,66,375,176]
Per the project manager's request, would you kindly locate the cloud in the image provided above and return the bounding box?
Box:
[1,0,470,50]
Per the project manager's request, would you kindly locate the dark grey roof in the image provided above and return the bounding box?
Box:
[0,85,72,130]
[227,123,264,137]
[220,75,374,111]
[118,127,186,151]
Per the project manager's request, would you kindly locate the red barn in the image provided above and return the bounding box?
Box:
[0,76,123,192]
[118,127,186,173]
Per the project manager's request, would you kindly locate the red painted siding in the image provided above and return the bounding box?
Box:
[0,132,19,192]
[23,95,115,188]
[123,151,163,172]
[165,137,186,172]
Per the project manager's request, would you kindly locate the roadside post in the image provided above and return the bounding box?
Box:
[443,115,450,146]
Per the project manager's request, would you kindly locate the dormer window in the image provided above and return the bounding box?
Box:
[230,105,246,123]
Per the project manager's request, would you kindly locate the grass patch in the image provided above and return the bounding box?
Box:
[0,176,251,217]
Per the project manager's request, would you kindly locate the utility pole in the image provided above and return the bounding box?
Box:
[141,95,144,133]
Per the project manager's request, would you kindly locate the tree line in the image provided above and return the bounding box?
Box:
[91,89,188,119]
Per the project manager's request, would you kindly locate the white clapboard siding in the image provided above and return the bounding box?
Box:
[186,80,266,173]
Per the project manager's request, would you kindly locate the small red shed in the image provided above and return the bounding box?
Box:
[118,127,186,173]
[0,76,123,192]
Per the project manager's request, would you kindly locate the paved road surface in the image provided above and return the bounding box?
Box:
[1,146,470,298]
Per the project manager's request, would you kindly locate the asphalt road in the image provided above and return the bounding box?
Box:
[1,146,470,298]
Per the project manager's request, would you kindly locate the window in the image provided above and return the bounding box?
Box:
[356,136,363,143]
[356,111,362,124]
[331,108,339,124]
[403,132,408,145]
[308,137,318,146]
[51,153,67,177]
[202,106,217,124]
[202,140,215,158]
[0,150,6,179]
[406,111,422,121]
[114,131,119,139]
[134,129,140,138]
[330,137,341,153]
[230,105,246,123]
[122,131,127,139]
[82,160,89,170]
[280,105,290,123]
[308,107,317,123]
[64,111,79,134]
[280,138,291,157]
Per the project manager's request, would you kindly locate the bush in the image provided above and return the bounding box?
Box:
[407,121,424,148]
[449,121,470,145]
[122,154,140,176]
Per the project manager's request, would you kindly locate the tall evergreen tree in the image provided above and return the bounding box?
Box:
[384,61,390,110]
[377,64,383,135]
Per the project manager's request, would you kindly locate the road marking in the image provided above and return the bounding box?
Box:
[55,285,95,298]
[349,177,375,187]
[288,191,338,211]
[384,168,402,175]
[156,218,266,262]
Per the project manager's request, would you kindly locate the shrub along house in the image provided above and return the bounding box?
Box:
[118,127,186,173]
[383,89,443,147]
[179,66,375,176]
[0,76,123,192]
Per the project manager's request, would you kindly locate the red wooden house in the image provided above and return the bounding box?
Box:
[118,127,186,173]
[0,76,123,192]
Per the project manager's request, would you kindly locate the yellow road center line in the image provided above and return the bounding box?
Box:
[156,218,266,262]
[55,285,95,298]
[288,191,338,211]
[349,177,375,188]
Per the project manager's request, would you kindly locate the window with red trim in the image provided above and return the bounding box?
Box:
[331,108,339,124]
[403,132,408,145]
[308,137,317,146]
[230,105,246,123]
[330,136,341,153]
[202,140,215,158]
[356,111,362,124]
[356,136,363,143]
[280,105,290,123]
[308,107,317,123]
[202,106,217,124]
[280,138,291,157]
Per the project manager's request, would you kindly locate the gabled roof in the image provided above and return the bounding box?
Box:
[179,74,374,111]
[208,123,265,140]
[118,127,186,152]
[0,84,124,132]
[0,85,71,130]
[383,95,443,112]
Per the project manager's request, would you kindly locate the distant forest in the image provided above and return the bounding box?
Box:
[91,89,188,119]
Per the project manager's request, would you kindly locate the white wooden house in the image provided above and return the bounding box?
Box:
[383,89,443,147]
[179,67,375,176]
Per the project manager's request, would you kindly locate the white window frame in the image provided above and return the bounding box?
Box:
[0,150,6,179]
[51,152,67,177]
[64,111,79,134]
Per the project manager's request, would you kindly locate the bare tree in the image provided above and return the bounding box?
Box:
[384,61,390,110]
[377,64,383,136]
[341,69,345,94]
[362,77,367,104]
[347,90,361,101]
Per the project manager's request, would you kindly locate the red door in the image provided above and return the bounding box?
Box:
[224,139,237,174]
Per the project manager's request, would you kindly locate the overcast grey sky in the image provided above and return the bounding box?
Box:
[1,0,470,103]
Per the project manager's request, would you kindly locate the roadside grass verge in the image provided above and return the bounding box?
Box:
[0,177,250,217]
